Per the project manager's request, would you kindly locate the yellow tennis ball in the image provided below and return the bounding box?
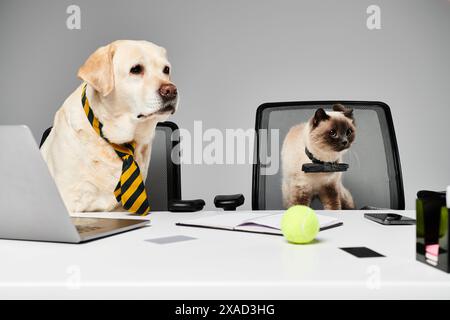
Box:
[281,205,319,244]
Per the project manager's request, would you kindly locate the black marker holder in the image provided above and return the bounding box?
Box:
[416,190,449,272]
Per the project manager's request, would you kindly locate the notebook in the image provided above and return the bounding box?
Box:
[176,211,342,236]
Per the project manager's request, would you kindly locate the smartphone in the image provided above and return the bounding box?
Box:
[364,213,416,225]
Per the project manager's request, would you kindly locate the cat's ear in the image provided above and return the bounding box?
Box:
[344,108,354,119]
[333,104,354,119]
[312,108,330,127]
[333,104,346,112]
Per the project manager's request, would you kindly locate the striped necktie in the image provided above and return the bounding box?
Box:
[81,84,150,215]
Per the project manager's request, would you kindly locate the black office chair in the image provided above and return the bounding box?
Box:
[215,101,405,211]
[40,122,205,212]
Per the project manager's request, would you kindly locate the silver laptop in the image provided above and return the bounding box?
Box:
[0,125,149,243]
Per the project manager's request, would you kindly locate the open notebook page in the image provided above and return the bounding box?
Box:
[176,212,277,230]
[176,211,342,234]
[236,212,342,234]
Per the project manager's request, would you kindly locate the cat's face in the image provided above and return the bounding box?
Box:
[309,104,356,152]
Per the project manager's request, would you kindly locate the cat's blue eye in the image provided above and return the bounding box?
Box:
[346,129,352,136]
[329,130,337,137]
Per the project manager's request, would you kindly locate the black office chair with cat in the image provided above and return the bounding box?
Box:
[214,101,405,211]
[40,122,205,212]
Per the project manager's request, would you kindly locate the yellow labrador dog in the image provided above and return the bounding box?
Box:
[41,40,178,213]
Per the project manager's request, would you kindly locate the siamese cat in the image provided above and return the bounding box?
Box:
[281,104,356,210]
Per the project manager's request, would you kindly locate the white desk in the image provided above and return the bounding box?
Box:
[0,210,449,299]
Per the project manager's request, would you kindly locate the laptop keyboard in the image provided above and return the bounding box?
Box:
[75,225,102,234]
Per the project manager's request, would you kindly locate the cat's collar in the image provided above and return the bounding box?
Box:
[302,147,349,173]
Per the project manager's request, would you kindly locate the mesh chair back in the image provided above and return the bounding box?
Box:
[145,122,181,211]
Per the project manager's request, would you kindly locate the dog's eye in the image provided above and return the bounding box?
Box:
[130,64,144,75]
[346,128,353,136]
[329,129,337,137]
[163,66,170,75]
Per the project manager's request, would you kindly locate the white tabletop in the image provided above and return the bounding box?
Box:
[0,210,449,299]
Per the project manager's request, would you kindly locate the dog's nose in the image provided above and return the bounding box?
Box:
[158,84,177,101]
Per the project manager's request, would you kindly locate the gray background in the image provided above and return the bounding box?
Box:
[0,0,449,210]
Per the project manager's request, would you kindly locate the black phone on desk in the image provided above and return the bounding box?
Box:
[364,213,416,225]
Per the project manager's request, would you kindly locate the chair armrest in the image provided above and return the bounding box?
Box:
[168,199,205,212]
[214,194,245,211]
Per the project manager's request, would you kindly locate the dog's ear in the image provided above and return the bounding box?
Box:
[77,44,115,97]
[312,108,330,128]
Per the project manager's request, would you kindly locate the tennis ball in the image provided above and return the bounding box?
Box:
[281,205,319,244]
